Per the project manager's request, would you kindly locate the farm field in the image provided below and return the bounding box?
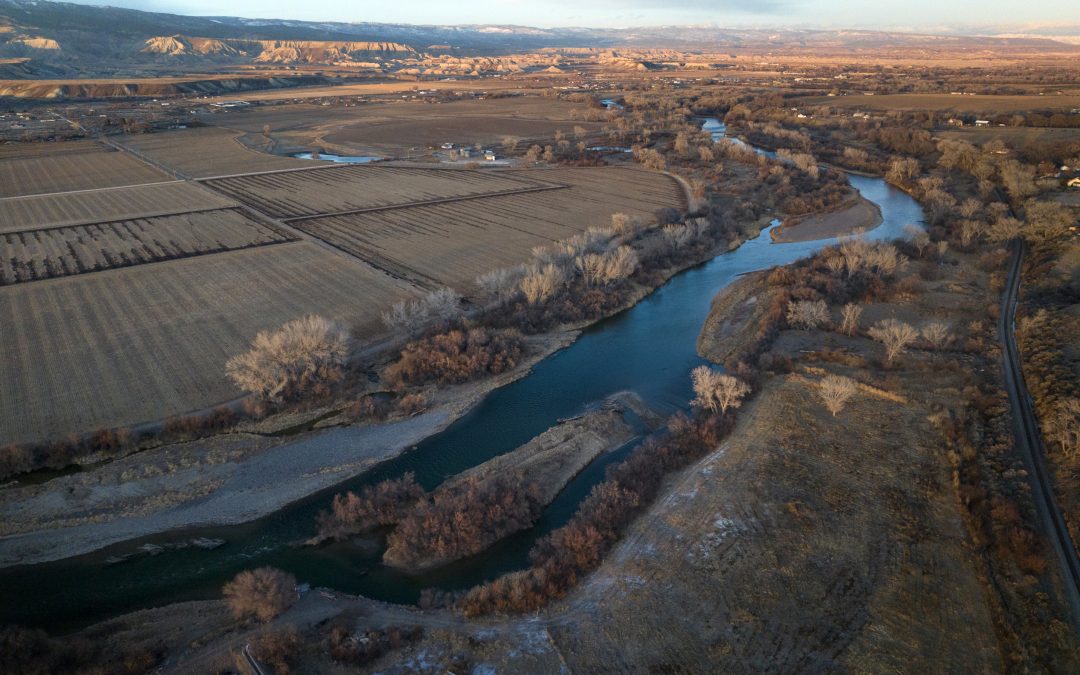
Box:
[938,126,1080,146]
[203,164,555,219]
[205,96,607,156]
[0,139,110,160]
[113,127,318,178]
[293,167,686,290]
[0,241,419,445]
[0,147,170,198]
[0,181,237,231]
[0,208,293,285]
[799,92,1080,113]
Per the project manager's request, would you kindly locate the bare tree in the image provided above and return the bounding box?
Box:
[840,303,863,336]
[921,321,953,350]
[520,264,566,304]
[691,366,751,415]
[501,136,519,153]
[226,315,349,402]
[382,287,463,333]
[1046,398,1080,457]
[903,224,930,257]
[662,223,693,251]
[817,375,857,416]
[868,319,919,364]
[476,266,524,303]
[222,567,297,622]
[787,300,830,330]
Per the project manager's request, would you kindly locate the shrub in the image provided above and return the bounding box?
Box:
[385,475,544,569]
[250,626,301,675]
[786,299,830,330]
[921,322,954,350]
[222,567,297,622]
[226,315,348,402]
[317,473,426,541]
[382,327,524,388]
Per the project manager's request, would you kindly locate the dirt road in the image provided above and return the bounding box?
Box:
[999,238,1080,632]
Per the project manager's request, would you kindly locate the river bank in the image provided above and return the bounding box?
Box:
[0,332,577,568]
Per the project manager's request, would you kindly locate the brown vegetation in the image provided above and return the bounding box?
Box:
[382,327,525,389]
[222,567,297,623]
[226,315,349,402]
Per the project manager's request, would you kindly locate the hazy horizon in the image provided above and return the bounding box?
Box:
[62,0,1080,34]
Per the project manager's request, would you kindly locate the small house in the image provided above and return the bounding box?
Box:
[440,142,454,149]
[484,150,497,161]
[975,119,991,127]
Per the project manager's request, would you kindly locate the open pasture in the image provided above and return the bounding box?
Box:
[203,164,553,219]
[0,208,293,285]
[114,127,318,178]
[0,241,419,445]
[0,181,237,231]
[294,167,686,290]
[0,147,170,198]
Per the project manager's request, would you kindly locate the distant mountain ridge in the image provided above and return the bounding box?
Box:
[1,0,1078,78]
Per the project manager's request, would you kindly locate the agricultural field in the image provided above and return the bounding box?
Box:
[203,164,556,219]
[0,139,110,160]
[938,126,1080,147]
[292,167,686,290]
[0,241,419,445]
[207,96,608,157]
[0,208,293,285]
[0,181,237,231]
[800,92,1080,113]
[0,146,170,198]
[113,127,317,178]
[321,115,605,157]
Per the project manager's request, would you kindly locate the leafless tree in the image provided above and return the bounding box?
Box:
[787,300,830,330]
[817,375,857,416]
[226,315,349,402]
[476,266,525,303]
[662,223,693,251]
[903,224,930,257]
[222,567,297,622]
[921,321,953,350]
[885,156,919,186]
[1046,398,1080,457]
[691,366,751,415]
[520,264,566,304]
[868,319,919,364]
[840,303,863,336]
[382,287,463,333]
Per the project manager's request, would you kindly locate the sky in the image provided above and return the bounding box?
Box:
[71,0,1080,32]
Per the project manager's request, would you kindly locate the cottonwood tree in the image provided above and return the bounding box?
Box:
[691,366,750,415]
[787,299,830,330]
[817,375,857,416]
[476,266,525,304]
[222,567,297,622]
[840,303,863,336]
[1046,398,1080,457]
[868,319,919,364]
[226,315,349,402]
[520,264,566,304]
[885,156,919,186]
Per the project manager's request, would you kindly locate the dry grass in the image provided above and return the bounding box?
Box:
[0,241,418,444]
[772,197,882,243]
[0,208,293,285]
[0,147,169,197]
[543,374,1002,672]
[0,181,237,231]
[114,127,314,178]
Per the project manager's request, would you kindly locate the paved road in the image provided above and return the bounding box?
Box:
[999,238,1080,633]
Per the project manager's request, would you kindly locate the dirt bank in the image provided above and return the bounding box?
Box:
[771,196,883,243]
[0,332,577,568]
[696,270,779,366]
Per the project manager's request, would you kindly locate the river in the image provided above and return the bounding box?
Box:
[0,121,925,633]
